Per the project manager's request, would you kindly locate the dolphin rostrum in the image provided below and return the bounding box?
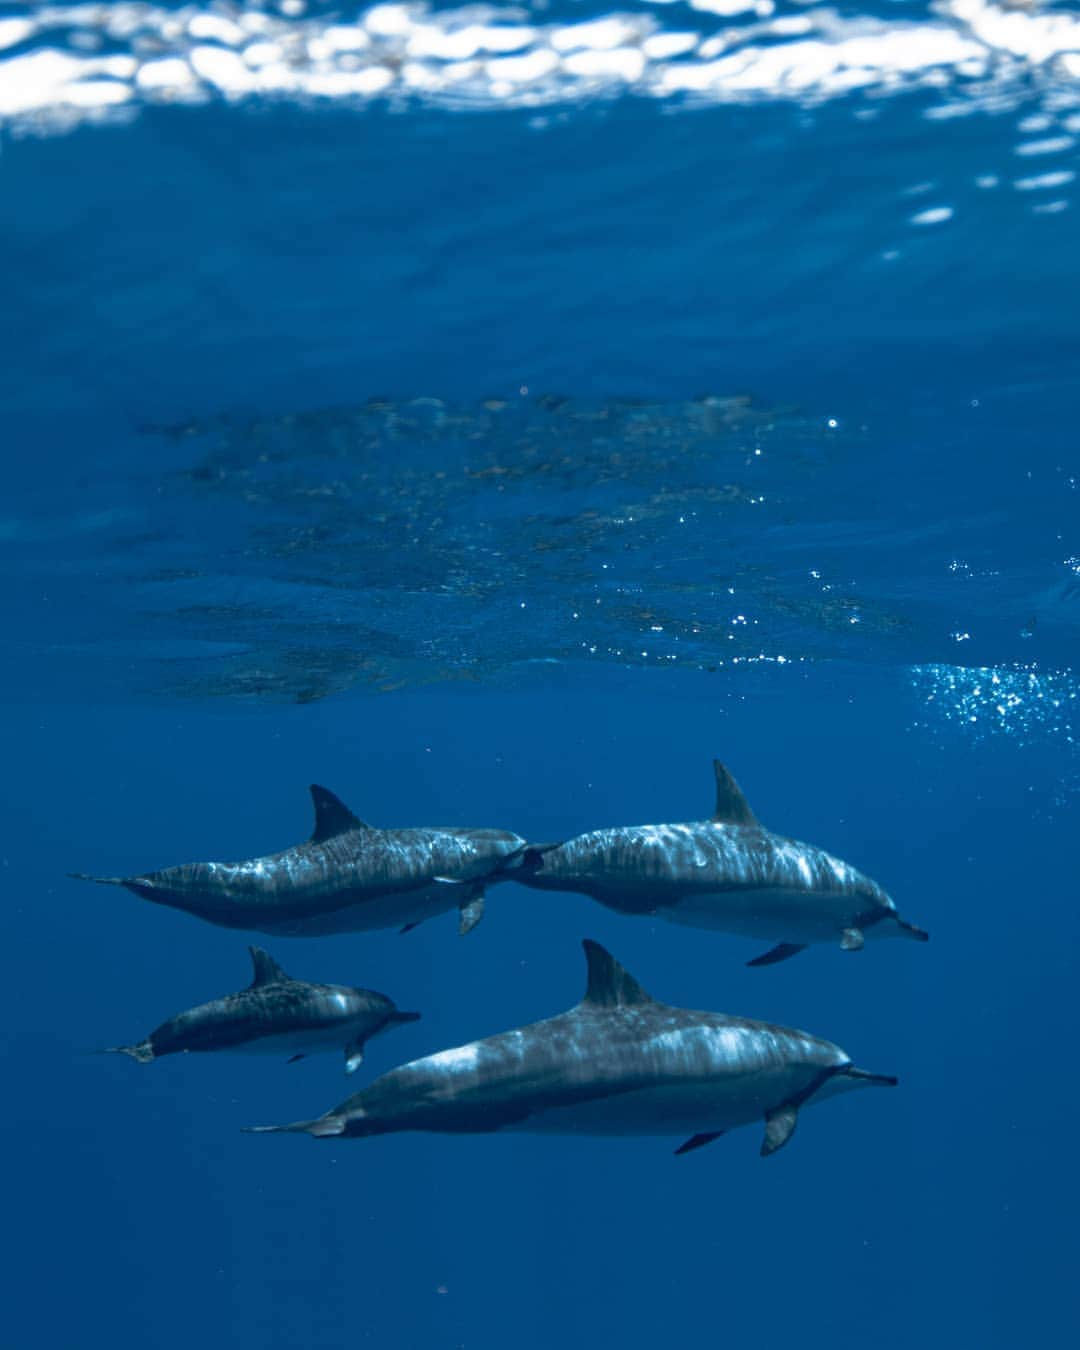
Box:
[512,761,927,966]
[102,946,420,1073]
[244,940,897,1153]
[72,784,531,937]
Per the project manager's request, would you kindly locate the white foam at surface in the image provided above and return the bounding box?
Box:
[486,48,559,84]
[189,44,256,94]
[188,15,247,47]
[135,57,198,93]
[641,32,699,60]
[64,77,133,107]
[364,5,417,39]
[0,47,124,115]
[0,17,36,51]
[323,26,373,54]
[771,17,814,38]
[350,65,396,95]
[243,41,282,69]
[550,19,644,54]
[1,0,1080,133]
[944,0,1080,65]
[690,0,762,17]
[563,47,647,82]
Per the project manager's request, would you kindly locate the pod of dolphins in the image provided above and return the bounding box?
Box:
[79,759,928,1159]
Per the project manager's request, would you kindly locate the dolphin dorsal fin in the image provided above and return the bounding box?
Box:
[309,784,371,842]
[711,760,759,827]
[249,947,289,987]
[581,940,655,1008]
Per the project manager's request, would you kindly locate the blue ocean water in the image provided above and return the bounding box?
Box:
[2,2,1079,1347]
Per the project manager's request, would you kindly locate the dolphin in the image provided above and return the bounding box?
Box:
[513,761,927,965]
[101,947,420,1073]
[72,784,531,937]
[245,940,896,1153]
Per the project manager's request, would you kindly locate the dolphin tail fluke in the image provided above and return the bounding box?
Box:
[243,1114,346,1138]
[97,1041,154,1064]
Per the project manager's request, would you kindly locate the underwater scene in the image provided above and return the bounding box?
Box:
[2,1,1079,1347]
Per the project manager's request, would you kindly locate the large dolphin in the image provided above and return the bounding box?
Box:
[102,947,419,1073]
[73,784,530,937]
[245,940,897,1155]
[514,761,927,965]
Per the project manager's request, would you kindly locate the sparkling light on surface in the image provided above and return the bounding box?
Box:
[910,206,955,225]
[910,664,1079,744]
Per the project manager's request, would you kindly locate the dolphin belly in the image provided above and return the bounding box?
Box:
[221,1028,353,1056]
[236,885,460,936]
[660,887,868,942]
[502,1063,824,1137]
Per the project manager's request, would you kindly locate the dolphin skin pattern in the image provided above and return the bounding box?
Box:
[73,784,530,937]
[246,941,896,1154]
[104,947,420,1073]
[515,761,928,965]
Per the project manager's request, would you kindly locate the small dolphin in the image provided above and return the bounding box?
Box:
[102,946,419,1073]
[514,761,927,965]
[245,940,896,1153]
[73,784,530,937]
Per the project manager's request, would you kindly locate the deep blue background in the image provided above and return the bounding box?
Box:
[2,28,1079,1350]
[3,675,1076,1346]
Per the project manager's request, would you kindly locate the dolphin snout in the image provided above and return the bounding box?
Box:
[502,842,563,873]
[122,875,168,902]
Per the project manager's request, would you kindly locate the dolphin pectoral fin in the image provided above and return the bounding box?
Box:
[761,1105,799,1156]
[840,927,865,952]
[747,943,807,968]
[430,877,486,934]
[674,1131,726,1156]
[400,921,421,934]
[345,1043,364,1074]
[458,892,485,936]
[286,1053,306,1064]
